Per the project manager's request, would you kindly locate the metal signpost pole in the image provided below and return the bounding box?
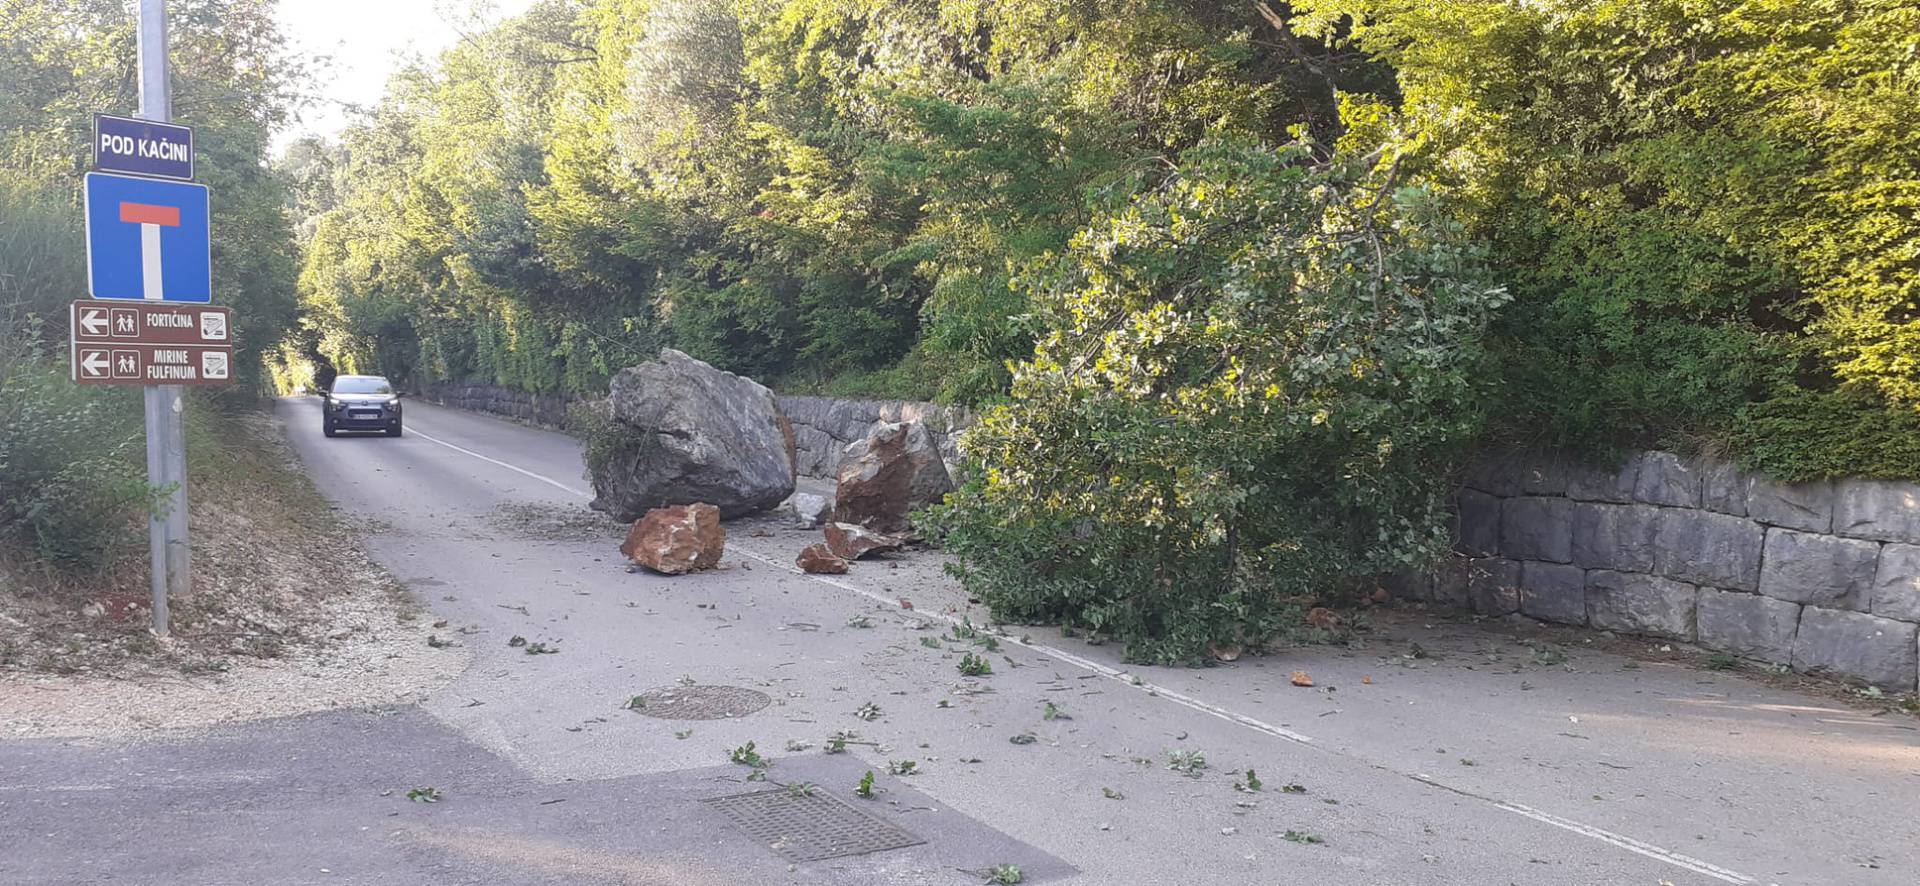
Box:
[137,0,185,636]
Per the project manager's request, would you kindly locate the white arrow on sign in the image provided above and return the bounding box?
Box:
[80,351,110,377]
[79,308,109,336]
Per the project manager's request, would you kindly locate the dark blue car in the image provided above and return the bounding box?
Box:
[321,375,403,437]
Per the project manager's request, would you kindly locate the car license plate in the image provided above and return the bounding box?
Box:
[351,410,380,419]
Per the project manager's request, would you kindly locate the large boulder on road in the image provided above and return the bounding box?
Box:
[621,504,726,574]
[832,420,954,533]
[589,349,795,520]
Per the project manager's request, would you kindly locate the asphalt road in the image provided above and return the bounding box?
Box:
[5,396,1917,885]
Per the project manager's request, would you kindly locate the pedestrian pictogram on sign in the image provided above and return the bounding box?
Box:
[84,172,211,302]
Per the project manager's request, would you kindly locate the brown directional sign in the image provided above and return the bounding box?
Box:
[72,342,234,385]
[70,299,233,386]
[72,300,230,345]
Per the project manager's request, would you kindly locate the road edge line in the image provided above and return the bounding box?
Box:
[408,427,593,498]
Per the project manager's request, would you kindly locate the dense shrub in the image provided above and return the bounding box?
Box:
[1732,391,1920,484]
[0,179,158,570]
[922,140,1508,663]
[1294,0,1920,477]
[0,362,159,570]
[0,182,84,323]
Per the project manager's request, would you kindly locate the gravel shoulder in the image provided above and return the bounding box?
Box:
[0,401,467,740]
[0,589,464,739]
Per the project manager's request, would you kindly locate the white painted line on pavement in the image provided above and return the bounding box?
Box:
[411,432,1764,886]
[407,427,593,498]
[731,548,1317,746]
[1493,801,1758,884]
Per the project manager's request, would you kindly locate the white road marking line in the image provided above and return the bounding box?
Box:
[407,427,593,498]
[0,783,117,792]
[410,432,1764,886]
[731,547,1316,745]
[1493,801,1758,884]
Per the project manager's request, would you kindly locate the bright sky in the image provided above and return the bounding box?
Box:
[272,0,537,151]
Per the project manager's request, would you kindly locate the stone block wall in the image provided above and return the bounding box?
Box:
[777,395,972,480]
[1397,451,1920,691]
[417,383,577,429]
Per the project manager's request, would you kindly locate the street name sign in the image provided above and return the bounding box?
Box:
[93,113,194,181]
[70,300,233,386]
[83,171,212,303]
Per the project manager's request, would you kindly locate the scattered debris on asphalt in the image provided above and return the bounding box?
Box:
[1166,749,1207,777]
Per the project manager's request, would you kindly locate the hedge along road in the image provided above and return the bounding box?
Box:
[7,397,1913,885]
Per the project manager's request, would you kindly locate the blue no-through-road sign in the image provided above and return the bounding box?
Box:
[93,113,195,181]
[84,171,211,302]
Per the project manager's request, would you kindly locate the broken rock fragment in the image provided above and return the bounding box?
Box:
[823,522,905,561]
[797,543,849,575]
[621,503,725,575]
[787,492,833,528]
[833,420,953,533]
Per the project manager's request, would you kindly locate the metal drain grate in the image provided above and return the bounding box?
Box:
[704,789,925,863]
[627,685,771,720]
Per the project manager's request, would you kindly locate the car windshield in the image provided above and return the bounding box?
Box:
[332,377,393,395]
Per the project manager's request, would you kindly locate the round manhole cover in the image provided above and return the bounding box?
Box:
[628,685,771,720]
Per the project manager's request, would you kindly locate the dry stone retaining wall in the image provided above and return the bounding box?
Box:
[417,383,576,429]
[1398,451,1920,691]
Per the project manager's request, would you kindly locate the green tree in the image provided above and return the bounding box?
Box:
[297,0,1381,403]
[1293,0,1920,477]
[0,0,306,384]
